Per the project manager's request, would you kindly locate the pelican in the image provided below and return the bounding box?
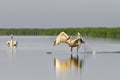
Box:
[54,32,85,52]
[7,34,17,47]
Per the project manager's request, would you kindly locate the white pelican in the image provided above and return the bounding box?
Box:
[7,34,17,47]
[54,32,85,52]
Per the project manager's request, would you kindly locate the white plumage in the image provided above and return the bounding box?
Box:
[7,34,17,47]
[54,32,85,52]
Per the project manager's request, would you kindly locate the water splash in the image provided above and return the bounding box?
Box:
[82,44,96,54]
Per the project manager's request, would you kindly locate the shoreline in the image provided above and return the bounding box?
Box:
[0,27,120,39]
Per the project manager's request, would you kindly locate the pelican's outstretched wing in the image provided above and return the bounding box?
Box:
[7,41,10,45]
[54,32,70,45]
[75,32,85,43]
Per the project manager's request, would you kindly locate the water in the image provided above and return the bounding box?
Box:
[0,36,120,80]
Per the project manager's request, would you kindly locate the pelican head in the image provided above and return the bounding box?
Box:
[10,34,13,40]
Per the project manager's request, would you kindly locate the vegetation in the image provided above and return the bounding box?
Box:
[0,27,120,39]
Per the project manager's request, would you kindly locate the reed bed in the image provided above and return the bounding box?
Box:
[0,27,120,39]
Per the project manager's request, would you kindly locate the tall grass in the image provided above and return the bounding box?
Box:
[0,27,120,39]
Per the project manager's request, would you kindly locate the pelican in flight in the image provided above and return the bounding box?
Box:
[54,32,85,52]
[7,34,17,47]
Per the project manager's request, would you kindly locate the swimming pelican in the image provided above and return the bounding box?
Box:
[54,32,85,52]
[7,34,17,47]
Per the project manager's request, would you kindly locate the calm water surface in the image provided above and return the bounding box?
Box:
[0,36,120,80]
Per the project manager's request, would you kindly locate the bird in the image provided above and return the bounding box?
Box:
[54,32,85,52]
[7,34,17,47]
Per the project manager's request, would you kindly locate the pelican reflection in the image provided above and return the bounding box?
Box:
[7,46,16,64]
[54,54,82,70]
[54,54,83,80]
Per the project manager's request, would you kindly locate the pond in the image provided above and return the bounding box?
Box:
[0,36,120,80]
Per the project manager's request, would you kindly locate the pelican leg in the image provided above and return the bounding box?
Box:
[54,58,56,67]
[77,46,80,52]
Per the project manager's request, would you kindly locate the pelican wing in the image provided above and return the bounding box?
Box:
[54,32,70,45]
[80,39,85,43]
[13,41,17,46]
[73,32,85,46]
[7,41,10,45]
[75,32,85,43]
